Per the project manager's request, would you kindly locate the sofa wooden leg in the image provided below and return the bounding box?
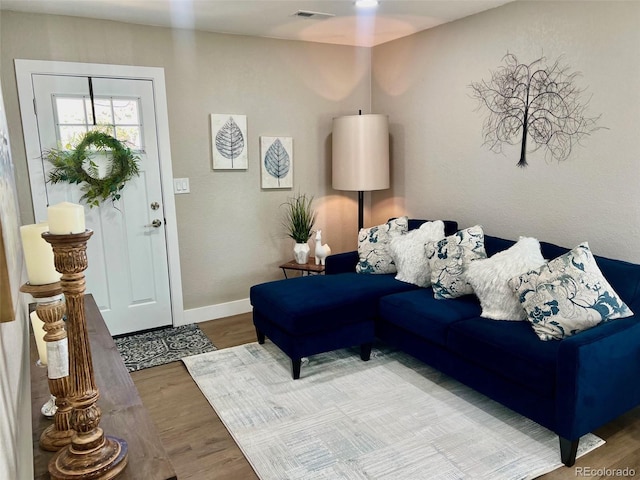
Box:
[360,342,372,361]
[559,436,578,467]
[256,328,265,344]
[291,358,301,380]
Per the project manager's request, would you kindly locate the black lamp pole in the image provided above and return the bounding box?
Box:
[357,110,364,231]
[358,191,364,231]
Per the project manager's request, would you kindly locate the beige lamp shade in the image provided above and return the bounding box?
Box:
[332,114,390,191]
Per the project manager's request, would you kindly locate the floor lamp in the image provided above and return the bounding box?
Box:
[332,113,390,231]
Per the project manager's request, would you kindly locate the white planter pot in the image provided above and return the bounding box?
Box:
[293,243,310,264]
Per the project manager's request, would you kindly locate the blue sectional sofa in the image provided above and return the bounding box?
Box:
[250,219,640,467]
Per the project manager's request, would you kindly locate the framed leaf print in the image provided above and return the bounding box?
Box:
[260,136,293,189]
[211,114,248,170]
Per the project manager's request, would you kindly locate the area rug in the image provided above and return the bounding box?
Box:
[114,324,216,372]
[183,342,604,480]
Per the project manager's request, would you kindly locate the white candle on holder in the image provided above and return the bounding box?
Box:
[20,223,60,285]
[30,311,48,366]
[47,202,86,234]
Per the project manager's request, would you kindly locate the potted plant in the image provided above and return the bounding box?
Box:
[282,192,316,264]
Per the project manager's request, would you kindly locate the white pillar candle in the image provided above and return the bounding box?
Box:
[30,311,48,366]
[20,222,60,285]
[47,201,86,234]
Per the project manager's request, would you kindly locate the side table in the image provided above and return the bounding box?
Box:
[279,258,325,278]
[31,294,177,480]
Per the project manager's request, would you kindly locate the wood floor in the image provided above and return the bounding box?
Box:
[131,313,640,480]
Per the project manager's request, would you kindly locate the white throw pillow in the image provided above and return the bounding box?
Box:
[389,221,446,287]
[356,217,408,274]
[425,225,487,299]
[466,237,545,320]
[508,242,633,340]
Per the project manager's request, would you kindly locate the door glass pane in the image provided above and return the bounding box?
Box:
[94,125,115,138]
[93,99,113,125]
[59,125,88,148]
[115,126,142,149]
[84,98,94,125]
[54,95,143,151]
[113,99,139,124]
[55,97,87,124]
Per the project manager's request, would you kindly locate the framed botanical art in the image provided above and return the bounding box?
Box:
[211,114,248,170]
[260,136,293,189]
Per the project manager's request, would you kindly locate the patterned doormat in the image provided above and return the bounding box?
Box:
[114,324,216,372]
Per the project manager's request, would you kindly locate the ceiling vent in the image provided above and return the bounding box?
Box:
[293,10,335,20]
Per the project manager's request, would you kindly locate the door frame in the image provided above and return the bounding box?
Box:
[15,59,184,327]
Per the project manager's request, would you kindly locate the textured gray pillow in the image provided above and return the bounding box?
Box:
[466,237,545,320]
[389,221,446,287]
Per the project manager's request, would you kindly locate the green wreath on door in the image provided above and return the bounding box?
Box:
[46,131,140,208]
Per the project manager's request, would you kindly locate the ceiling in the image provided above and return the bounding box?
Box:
[0,0,516,47]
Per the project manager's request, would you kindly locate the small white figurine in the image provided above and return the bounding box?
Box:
[41,394,57,417]
[314,230,331,266]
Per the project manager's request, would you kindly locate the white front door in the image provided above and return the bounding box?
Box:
[25,74,172,335]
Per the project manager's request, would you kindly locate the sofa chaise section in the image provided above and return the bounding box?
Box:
[250,272,419,378]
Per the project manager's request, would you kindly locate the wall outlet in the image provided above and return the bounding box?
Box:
[173,178,190,194]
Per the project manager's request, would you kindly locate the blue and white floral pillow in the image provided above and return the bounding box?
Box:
[356,217,408,274]
[508,242,633,341]
[425,225,487,299]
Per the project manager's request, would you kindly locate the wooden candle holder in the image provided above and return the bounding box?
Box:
[20,281,74,451]
[42,230,128,479]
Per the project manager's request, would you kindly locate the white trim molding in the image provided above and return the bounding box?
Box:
[182,299,252,325]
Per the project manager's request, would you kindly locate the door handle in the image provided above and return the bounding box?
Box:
[145,219,162,228]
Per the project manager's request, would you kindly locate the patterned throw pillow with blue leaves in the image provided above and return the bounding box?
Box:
[508,242,633,341]
[356,216,408,274]
[425,225,487,299]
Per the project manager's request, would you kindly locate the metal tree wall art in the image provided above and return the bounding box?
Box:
[470,53,603,167]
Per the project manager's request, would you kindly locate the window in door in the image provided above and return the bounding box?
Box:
[53,95,143,151]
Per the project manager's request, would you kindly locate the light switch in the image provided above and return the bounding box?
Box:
[173,178,190,194]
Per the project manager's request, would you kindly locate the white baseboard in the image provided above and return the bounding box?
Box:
[179,298,252,326]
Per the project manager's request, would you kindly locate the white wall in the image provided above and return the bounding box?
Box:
[372,1,640,263]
